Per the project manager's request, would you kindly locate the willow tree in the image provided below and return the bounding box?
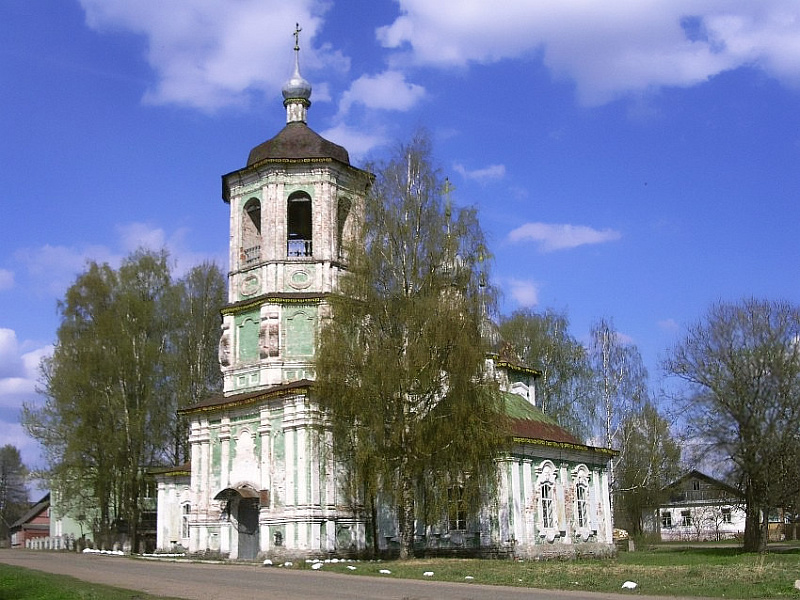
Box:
[315,133,505,559]
[665,298,800,552]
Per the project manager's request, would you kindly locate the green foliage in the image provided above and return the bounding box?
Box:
[0,445,28,541]
[163,262,226,464]
[498,308,595,439]
[22,250,224,546]
[614,402,681,535]
[665,298,800,552]
[315,132,506,559]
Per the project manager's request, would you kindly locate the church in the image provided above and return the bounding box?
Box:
[154,32,615,561]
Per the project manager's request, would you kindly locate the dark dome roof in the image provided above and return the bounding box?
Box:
[247,122,350,166]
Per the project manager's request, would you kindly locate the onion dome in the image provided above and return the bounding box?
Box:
[282,24,311,124]
[282,60,312,104]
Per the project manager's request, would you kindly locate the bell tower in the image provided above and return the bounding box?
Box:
[218,28,371,394]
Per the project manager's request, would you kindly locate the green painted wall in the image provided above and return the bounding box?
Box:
[236,311,259,362]
[283,307,316,358]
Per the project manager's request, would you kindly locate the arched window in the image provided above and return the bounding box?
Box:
[571,464,591,534]
[575,483,588,528]
[536,460,559,538]
[181,503,191,539]
[336,196,351,258]
[287,192,312,257]
[242,198,261,265]
[541,482,554,529]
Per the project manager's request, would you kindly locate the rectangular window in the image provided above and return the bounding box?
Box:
[721,508,732,524]
[541,483,554,529]
[448,487,466,531]
[681,510,692,527]
[662,511,672,528]
[576,484,588,528]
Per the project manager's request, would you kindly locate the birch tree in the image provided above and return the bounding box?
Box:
[315,132,505,559]
[23,250,224,551]
[164,262,226,465]
[589,318,648,516]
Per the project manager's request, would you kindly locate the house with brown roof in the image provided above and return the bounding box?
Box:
[154,33,614,560]
[10,493,50,548]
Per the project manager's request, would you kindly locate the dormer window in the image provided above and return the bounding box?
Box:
[242,198,261,266]
[287,192,312,257]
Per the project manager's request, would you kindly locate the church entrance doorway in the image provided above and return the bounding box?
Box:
[237,497,260,560]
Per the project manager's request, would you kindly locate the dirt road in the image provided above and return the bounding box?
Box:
[0,550,687,600]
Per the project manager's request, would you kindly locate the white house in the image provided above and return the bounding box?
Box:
[647,470,746,541]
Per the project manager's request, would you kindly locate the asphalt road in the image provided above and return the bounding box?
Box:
[0,550,692,600]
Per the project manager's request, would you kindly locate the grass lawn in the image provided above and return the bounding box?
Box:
[0,563,184,600]
[295,545,800,598]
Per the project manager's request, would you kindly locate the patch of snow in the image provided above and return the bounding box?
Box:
[423,571,434,577]
[465,576,474,580]
[347,565,357,571]
[263,559,273,566]
[311,562,323,570]
[81,548,124,556]
[379,569,391,574]
[622,581,638,589]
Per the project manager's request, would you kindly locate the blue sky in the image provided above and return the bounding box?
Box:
[2,0,800,472]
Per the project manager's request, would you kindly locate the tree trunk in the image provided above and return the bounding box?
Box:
[370,494,379,558]
[397,476,415,560]
[743,499,767,553]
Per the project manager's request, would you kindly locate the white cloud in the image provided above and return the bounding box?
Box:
[78,0,342,110]
[453,163,506,183]
[338,71,426,116]
[0,269,13,291]
[506,278,540,307]
[117,222,170,253]
[377,0,800,104]
[14,243,117,297]
[508,222,621,252]
[0,329,22,378]
[0,330,50,412]
[0,419,45,474]
[13,224,224,300]
[319,123,390,162]
[658,318,681,333]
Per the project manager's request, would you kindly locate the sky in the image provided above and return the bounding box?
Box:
[2,0,800,476]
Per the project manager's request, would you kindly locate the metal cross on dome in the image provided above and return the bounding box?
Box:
[294,23,302,52]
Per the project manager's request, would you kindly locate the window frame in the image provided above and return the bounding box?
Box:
[181,503,191,540]
[662,511,673,529]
